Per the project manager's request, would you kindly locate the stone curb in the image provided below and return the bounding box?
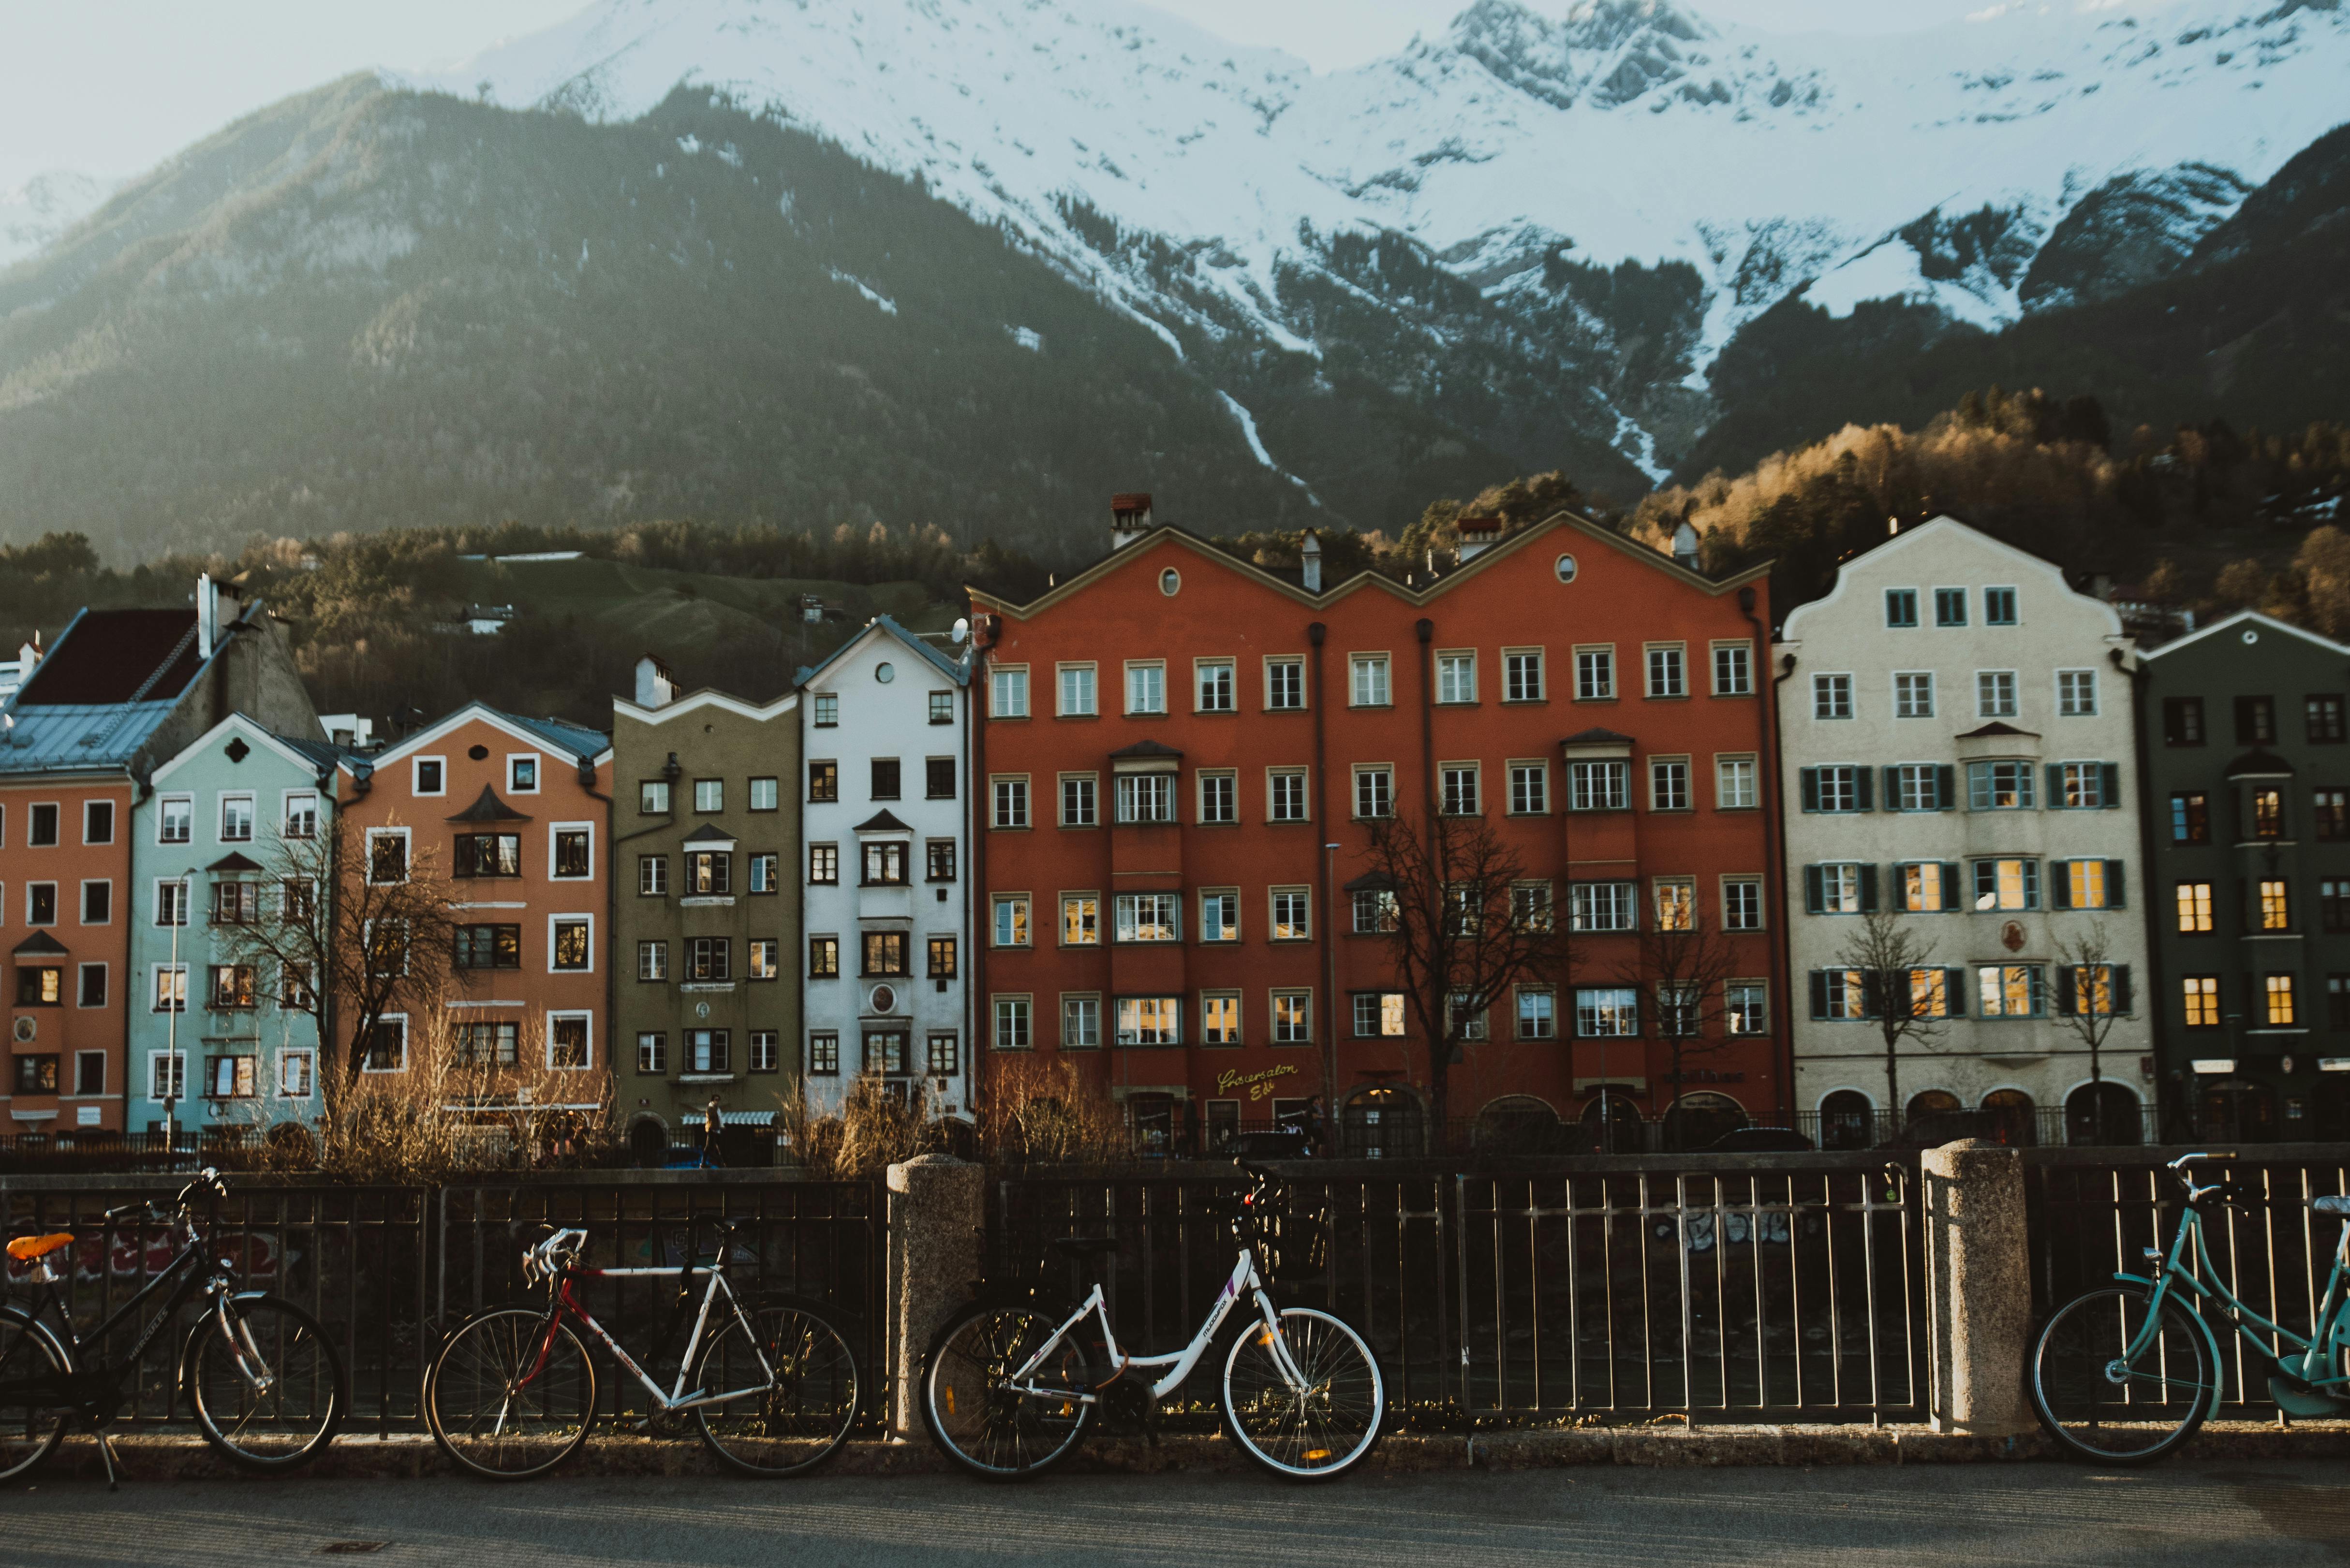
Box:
[40,1421,2350,1482]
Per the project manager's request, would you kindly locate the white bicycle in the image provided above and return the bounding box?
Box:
[919,1161,1386,1480]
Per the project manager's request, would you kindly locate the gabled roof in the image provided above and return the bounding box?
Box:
[612,688,797,727]
[968,511,1767,622]
[11,931,68,956]
[357,702,611,773]
[12,608,202,707]
[1342,870,1397,894]
[150,713,346,787]
[2141,608,2350,663]
[447,786,531,823]
[1779,514,2125,645]
[207,851,264,873]
[2226,748,2294,779]
[680,822,736,844]
[1561,727,1633,746]
[854,809,912,833]
[795,615,971,691]
[1956,721,2040,739]
[1109,738,1183,759]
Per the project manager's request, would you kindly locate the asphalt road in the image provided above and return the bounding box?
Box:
[8,1464,2348,1566]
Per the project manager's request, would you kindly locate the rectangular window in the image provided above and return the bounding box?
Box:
[454,833,522,878]
[1063,997,1102,1050]
[1351,888,1397,934]
[2332,978,2350,1033]
[1968,761,2036,811]
[748,939,779,982]
[77,965,106,1008]
[1576,647,1615,701]
[811,695,839,730]
[1976,965,2047,1019]
[1195,771,1238,825]
[2322,879,2350,933]
[1350,655,1390,707]
[686,1030,730,1074]
[809,761,839,803]
[1985,586,2017,624]
[158,796,192,844]
[1934,587,1966,627]
[551,918,591,971]
[993,894,1030,948]
[1649,759,1689,812]
[1810,863,1866,915]
[1517,989,1556,1040]
[1893,672,1935,719]
[458,1022,520,1067]
[744,776,778,813]
[27,802,58,846]
[860,931,906,977]
[929,693,954,727]
[1889,762,1947,811]
[927,840,957,881]
[694,778,726,813]
[1436,652,1476,704]
[1199,890,1239,942]
[2315,790,2349,842]
[1440,764,1480,816]
[2251,787,2286,840]
[921,758,955,801]
[2311,695,2347,744]
[413,759,444,796]
[808,843,840,885]
[925,1034,959,1077]
[153,964,187,1013]
[1712,643,1751,697]
[749,852,779,894]
[1351,992,1407,1038]
[1569,760,1628,812]
[1058,664,1097,717]
[1199,994,1239,1047]
[862,1030,908,1077]
[1806,764,1869,812]
[14,966,60,1007]
[991,667,1029,718]
[637,1032,667,1074]
[640,780,672,814]
[1972,858,2040,911]
[1504,649,1546,702]
[1568,881,1638,932]
[2182,975,2220,1029]
[1885,588,1918,628]
[1900,862,1946,913]
[2260,879,2292,932]
[1116,773,1176,823]
[1113,892,1181,943]
[1726,981,1768,1035]
[1654,879,1694,931]
[807,1032,841,1075]
[1265,658,1304,711]
[26,882,55,925]
[1724,878,1763,930]
[455,924,522,971]
[1977,670,2018,718]
[1575,987,1640,1037]
[927,936,957,978]
[1645,645,1685,698]
[219,795,254,842]
[862,760,898,802]
[1268,769,1309,822]
[1508,763,1548,816]
[277,1050,312,1098]
[207,880,256,926]
[637,940,670,982]
[1196,659,1235,713]
[2057,669,2098,717]
[2164,696,2205,746]
[2265,972,2298,1026]
[281,794,318,838]
[2237,695,2277,744]
[2058,859,2119,910]
[859,841,905,887]
[2172,791,2209,845]
[2057,762,2112,810]
[1062,894,1099,946]
[808,937,839,979]
[1271,888,1311,941]
[80,880,109,925]
[1117,997,1183,1047]
[1715,756,1757,810]
[992,777,1030,830]
[1813,673,1853,720]
[1355,766,1394,819]
[1271,992,1313,1044]
[1124,662,1166,715]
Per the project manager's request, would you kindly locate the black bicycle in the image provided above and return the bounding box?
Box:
[0,1168,347,1485]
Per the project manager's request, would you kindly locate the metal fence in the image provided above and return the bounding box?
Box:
[0,1172,884,1434]
[2024,1145,2350,1416]
[1796,1105,2163,1151]
[991,1153,1925,1427]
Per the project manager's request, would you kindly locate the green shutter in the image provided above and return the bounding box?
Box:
[1883,765,1902,808]
[2106,861,2127,909]
[2114,965,2134,1015]
[1858,864,1880,913]
[1941,863,1964,911]
[2051,864,2072,910]
[1936,764,1956,810]
[2101,762,2121,807]
[1945,968,1968,1017]
[1809,971,1830,1019]
[1804,865,1824,914]
[2046,763,2065,807]
[1855,768,1875,810]
[1799,767,1818,811]
[2056,967,2077,1015]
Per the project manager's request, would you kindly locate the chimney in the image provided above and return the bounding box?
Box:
[196,573,217,658]
[1110,492,1154,550]
[1456,514,1504,562]
[1671,521,1701,571]
[1299,529,1323,593]
[635,654,678,709]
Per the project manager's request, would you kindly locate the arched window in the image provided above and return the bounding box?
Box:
[1662,1091,1749,1152]
[1818,1089,1876,1150]
[1981,1087,2037,1147]
[1475,1096,1567,1156]
[1341,1085,1426,1159]
[2064,1082,2142,1146]
[1579,1092,1645,1154]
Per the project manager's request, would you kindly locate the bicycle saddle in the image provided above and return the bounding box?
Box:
[6,1232,73,1261]
[1050,1236,1119,1259]
[2312,1195,2350,1216]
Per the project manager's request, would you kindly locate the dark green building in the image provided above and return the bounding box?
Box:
[2142,610,2350,1141]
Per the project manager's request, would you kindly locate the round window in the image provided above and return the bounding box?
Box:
[1555,554,1578,584]
[2242,630,2260,645]
[870,984,898,1014]
[875,661,895,683]
[1160,568,1182,596]
[467,744,488,761]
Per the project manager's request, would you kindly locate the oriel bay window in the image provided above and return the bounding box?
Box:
[1114,893,1180,943]
[454,833,521,878]
[688,937,732,982]
[457,1022,518,1065]
[208,965,256,1011]
[1117,997,1182,1046]
[2051,860,2126,910]
[688,1030,731,1074]
[1116,773,1176,824]
[204,1055,257,1099]
[1575,987,1639,1037]
[2257,879,2292,932]
[1976,964,2047,1018]
[1569,881,1638,931]
[16,966,62,1006]
[860,841,906,886]
[2248,786,2286,840]
[860,931,907,977]
[686,850,733,894]
[456,924,522,970]
[1569,760,1627,811]
[1967,761,2035,810]
[210,880,258,925]
[1972,858,2040,911]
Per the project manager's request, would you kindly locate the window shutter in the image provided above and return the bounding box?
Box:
[2101,762,2121,806]
[2106,861,2127,908]
[1804,865,1824,915]
[1855,768,1875,811]
[1941,863,1964,911]
[1858,864,1880,913]
[1883,765,1902,808]
[1809,971,1830,1020]
[2050,865,2072,910]
[2114,965,2134,1016]
[1945,968,1968,1016]
[2055,967,2077,1016]
[1861,969,1885,1019]
[1799,768,1819,812]
[1936,764,1956,810]
[2046,763,2064,806]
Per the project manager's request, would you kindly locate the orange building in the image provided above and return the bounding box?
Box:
[969,505,1786,1153]
[335,703,612,1112]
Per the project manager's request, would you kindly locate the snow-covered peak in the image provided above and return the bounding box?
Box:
[0,168,110,271]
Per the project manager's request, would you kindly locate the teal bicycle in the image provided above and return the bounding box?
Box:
[2028,1151,2350,1463]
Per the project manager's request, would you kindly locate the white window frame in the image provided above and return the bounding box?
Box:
[148,1048,187,1100]
[1267,767,1310,823]
[1354,764,1395,821]
[993,894,1032,949]
[1263,656,1305,711]
[277,1048,316,1099]
[1644,643,1686,699]
[1200,992,1242,1047]
[1269,886,1312,941]
[1198,888,1240,943]
[2057,668,2099,717]
[1435,650,1477,705]
[1507,761,1549,817]
[993,996,1033,1051]
[1124,660,1168,716]
[157,794,193,845]
[1711,641,1753,697]
[1057,662,1098,718]
[218,792,256,843]
[1574,645,1615,702]
[1813,673,1853,720]
[412,756,447,797]
[362,1014,408,1074]
[365,826,411,886]
[1715,755,1757,811]
[1649,757,1690,812]
[548,821,596,881]
[281,790,320,839]
[1194,659,1236,714]
[1977,670,2018,718]
[1196,770,1238,825]
[1350,653,1392,708]
[547,913,595,974]
[1270,990,1314,1045]
[1062,995,1102,1050]
[1503,648,1546,703]
[547,1010,594,1071]
[1892,671,1935,720]
[990,665,1030,718]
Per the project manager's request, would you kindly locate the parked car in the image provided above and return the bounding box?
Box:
[1704,1126,1815,1153]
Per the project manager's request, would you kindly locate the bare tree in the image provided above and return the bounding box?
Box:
[1830,911,1945,1129]
[214,811,457,1110]
[2052,922,2132,1143]
[1613,897,1746,1150]
[1362,812,1560,1149]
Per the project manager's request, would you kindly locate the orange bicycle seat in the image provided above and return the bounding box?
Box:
[6,1232,74,1261]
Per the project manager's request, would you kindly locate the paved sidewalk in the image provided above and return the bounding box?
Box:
[9,1464,2350,1566]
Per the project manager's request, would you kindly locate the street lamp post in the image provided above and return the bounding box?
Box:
[162,867,197,1158]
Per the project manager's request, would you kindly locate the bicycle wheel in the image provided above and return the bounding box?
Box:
[920,1301,1094,1480]
[1222,1307,1385,1480]
[2029,1285,2216,1464]
[693,1297,861,1477]
[186,1295,347,1470]
[427,1308,596,1480]
[0,1308,71,1483]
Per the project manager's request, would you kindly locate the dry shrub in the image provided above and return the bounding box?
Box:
[777,1074,954,1179]
[979,1056,1127,1170]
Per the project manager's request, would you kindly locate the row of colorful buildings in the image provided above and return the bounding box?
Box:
[1,509,2340,1155]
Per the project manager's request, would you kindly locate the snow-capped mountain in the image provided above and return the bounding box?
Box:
[424,0,2350,477]
[0,170,111,270]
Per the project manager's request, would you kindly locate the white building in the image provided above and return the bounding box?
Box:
[797,617,974,1126]
[1776,516,2150,1146]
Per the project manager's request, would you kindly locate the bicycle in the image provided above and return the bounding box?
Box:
[2027,1150,2350,1463]
[919,1159,1386,1481]
[424,1215,860,1479]
[0,1168,346,1486]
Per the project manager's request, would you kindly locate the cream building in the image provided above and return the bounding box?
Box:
[1776,516,2150,1147]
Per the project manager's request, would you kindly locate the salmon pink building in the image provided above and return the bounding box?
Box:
[969,502,1786,1154]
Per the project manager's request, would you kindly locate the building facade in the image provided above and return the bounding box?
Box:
[128,715,340,1140]
[0,585,316,1141]
[1777,516,2151,1147]
[970,505,1785,1155]
[797,618,974,1125]
[334,704,611,1115]
[2141,610,2350,1142]
[610,657,801,1161]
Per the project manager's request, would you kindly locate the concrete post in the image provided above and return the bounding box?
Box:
[885,1154,985,1439]
[1921,1139,2034,1435]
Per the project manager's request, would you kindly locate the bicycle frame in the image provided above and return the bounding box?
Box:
[0,1215,240,1413]
[521,1228,776,1414]
[1003,1246,1309,1405]
[2118,1174,2350,1400]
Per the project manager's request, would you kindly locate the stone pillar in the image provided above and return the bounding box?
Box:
[885,1154,985,1439]
[1921,1139,2034,1435]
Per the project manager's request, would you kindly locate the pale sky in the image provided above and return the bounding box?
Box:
[0,0,2023,195]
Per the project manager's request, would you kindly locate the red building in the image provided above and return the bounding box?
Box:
[969,503,1786,1154]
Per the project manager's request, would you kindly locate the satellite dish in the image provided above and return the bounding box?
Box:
[951,618,969,645]
[1975,892,1997,911]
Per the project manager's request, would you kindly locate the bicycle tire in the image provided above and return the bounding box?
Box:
[692,1296,862,1478]
[920,1299,1095,1481]
[2028,1285,2215,1464]
[1221,1307,1385,1480]
[426,1308,596,1480]
[0,1306,71,1484]
[186,1295,347,1470]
